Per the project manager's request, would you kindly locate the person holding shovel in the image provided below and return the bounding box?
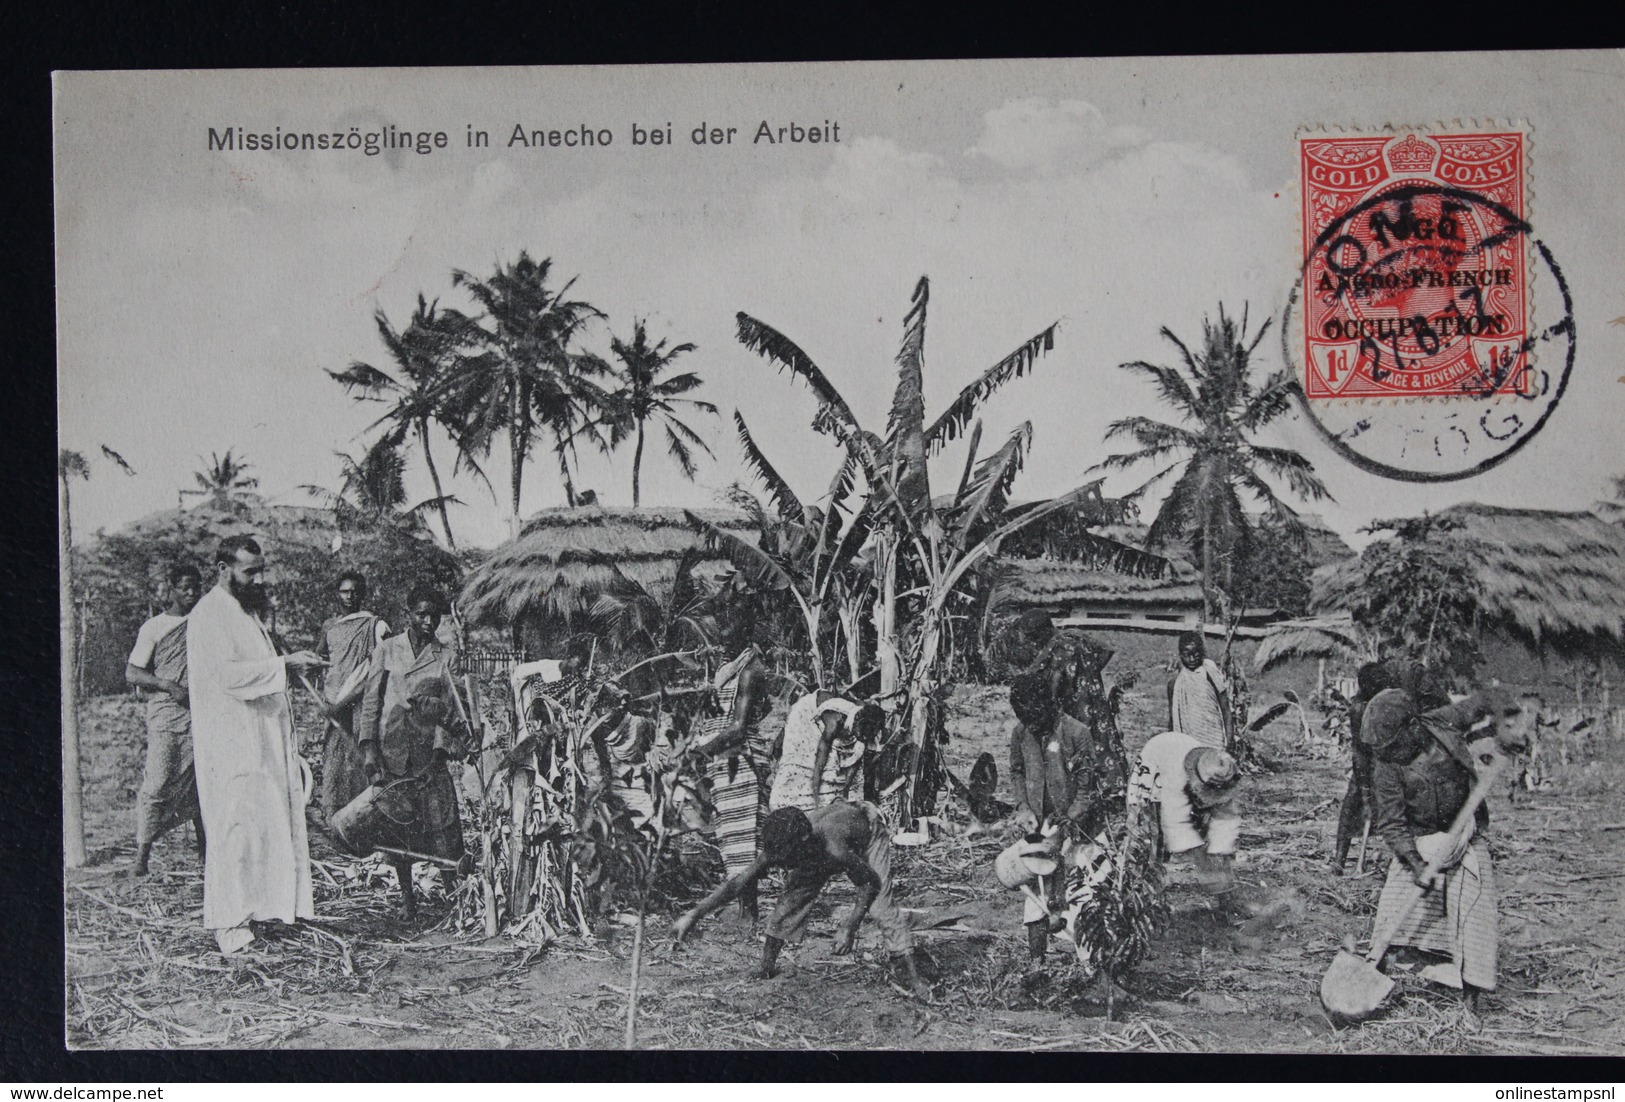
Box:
[1367,687,1532,1028]
[671,801,927,997]
[357,584,470,921]
[1332,659,1451,874]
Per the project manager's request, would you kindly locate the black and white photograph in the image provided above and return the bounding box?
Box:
[52,53,1625,1054]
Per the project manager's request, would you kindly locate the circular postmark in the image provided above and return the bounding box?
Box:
[1284,182,1575,482]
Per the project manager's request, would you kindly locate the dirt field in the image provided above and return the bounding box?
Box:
[65,679,1625,1053]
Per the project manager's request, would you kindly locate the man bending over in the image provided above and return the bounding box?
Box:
[672,801,926,996]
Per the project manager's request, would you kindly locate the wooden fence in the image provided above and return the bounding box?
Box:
[456,645,530,680]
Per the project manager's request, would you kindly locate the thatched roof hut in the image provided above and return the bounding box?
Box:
[105,499,338,550]
[993,556,1202,612]
[457,505,756,633]
[1252,613,1366,671]
[1314,503,1625,655]
[992,558,1284,635]
[1075,516,1355,571]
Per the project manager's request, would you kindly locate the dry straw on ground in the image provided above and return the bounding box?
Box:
[66,684,1625,1052]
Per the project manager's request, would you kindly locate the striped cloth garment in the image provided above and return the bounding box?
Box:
[705,651,768,879]
[1373,831,1498,991]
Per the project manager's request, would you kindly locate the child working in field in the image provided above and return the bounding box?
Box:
[671,801,928,997]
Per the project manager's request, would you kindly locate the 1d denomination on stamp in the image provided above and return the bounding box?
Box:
[1285,125,1575,482]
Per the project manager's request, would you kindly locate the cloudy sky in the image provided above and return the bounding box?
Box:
[55,53,1625,550]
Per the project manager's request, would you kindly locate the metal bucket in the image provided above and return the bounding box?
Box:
[995,833,1060,890]
[331,776,423,857]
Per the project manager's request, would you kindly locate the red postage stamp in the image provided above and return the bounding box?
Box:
[1299,127,1531,399]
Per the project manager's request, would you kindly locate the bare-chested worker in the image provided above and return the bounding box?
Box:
[672,801,927,996]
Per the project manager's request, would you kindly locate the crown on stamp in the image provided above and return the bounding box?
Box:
[1385,134,1438,175]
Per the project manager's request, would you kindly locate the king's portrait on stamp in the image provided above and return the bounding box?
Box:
[1287,124,1576,482]
[53,53,1625,1056]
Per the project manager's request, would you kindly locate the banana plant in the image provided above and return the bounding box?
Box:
[685,412,869,688]
[729,276,1115,820]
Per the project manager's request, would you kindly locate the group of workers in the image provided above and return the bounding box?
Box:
[666,624,1245,995]
[126,536,467,950]
[124,537,1533,1028]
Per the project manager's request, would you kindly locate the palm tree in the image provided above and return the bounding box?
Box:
[591,548,722,658]
[59,445,135,868]
[444,252,606,532]
[328,295,486,549]
[603,320,717,506]
[186,449,260,513]
[301,431,458,533]
[1099,304,1332,620]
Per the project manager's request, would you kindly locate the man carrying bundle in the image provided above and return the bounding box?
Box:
[1367,686,1532,1027]
[671,801,927,996]
[357,585,470,920]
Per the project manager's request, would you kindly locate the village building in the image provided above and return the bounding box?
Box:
[1306,503,1625,704]
[989,513,1354,653]
[457,504,755,663]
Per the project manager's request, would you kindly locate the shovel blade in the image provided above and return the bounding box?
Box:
[1320,949,1394,1022]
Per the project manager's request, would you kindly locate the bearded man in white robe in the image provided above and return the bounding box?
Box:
[187,535,327,954]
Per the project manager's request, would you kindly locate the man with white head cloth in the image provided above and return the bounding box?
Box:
[769,691,883,812]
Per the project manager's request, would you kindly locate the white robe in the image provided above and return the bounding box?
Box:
[769,694,864,811]
[186,585,314,932]
[1170,659,1230,749]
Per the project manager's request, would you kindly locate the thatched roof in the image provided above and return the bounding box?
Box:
[1299,515,1358,570]
[992,555,1204,610]
[1253,613,1365,671]
[105,499,338,549]
[457,505,756,628]
[1082,516,1355,571]
[1314,503,1625,650]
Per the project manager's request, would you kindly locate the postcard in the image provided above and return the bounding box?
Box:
[54,53,1625,1053]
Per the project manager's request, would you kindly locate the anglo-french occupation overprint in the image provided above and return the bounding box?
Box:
[1288,123,1574,482]
[1301,128,1530,400]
